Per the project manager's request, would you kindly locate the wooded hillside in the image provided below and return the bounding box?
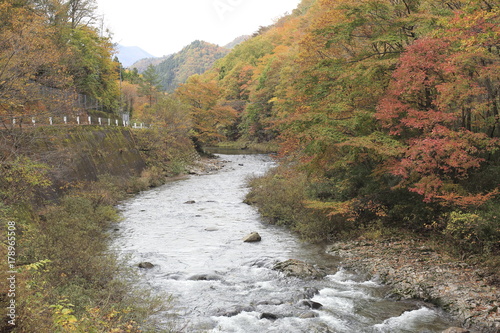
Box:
[180,0,500,261]
[0,0,120,120]
[155,40,230,93]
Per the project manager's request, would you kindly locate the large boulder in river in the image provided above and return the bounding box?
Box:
[138,262,154,269]
[273,259,325,279]
[243,232,262,242]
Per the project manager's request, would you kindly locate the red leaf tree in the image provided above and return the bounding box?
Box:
[377,36,499,207]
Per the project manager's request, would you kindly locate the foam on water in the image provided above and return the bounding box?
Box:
[373,307,449,333]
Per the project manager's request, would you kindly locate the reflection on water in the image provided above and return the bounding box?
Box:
[113,154,455,332]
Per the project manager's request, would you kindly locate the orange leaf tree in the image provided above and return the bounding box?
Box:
[176,75,237,145]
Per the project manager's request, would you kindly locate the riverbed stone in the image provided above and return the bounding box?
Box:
[138,262,154,269]
[260,313,278,320]
[256,299,283,306]
[302,287,320,299]
[299,300,323,309]
[218,305,253,317]
[243,232,262,242]
[299,312,319,319]
[188,274,221,281]
[273,259,325,279]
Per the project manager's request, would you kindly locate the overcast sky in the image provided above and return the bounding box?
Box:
[96,0,302,57]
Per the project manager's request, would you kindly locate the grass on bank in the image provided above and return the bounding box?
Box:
[0,171,186,333]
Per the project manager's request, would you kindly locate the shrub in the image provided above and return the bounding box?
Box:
[246,167,346,242]
[444,208,500,257]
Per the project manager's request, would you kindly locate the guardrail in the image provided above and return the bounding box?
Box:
[1,115,150,130]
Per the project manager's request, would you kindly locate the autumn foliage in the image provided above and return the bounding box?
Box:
[0,0,120,122]
[180,0,500,254]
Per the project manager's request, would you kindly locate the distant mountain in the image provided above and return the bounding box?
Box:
[224,35,251,49]
[116,45,155,68]
[155,40,230,93]
[130,56,170,73]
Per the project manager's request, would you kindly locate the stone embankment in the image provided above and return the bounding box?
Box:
[328,238,500,333]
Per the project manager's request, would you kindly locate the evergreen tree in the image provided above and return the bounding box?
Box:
[139,65,162,107]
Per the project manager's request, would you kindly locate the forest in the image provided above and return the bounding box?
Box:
[173,0,500,267]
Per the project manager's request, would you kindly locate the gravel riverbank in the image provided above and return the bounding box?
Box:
[328,238,500,332]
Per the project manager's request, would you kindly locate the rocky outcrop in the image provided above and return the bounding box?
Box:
[328,239,500,332]
[273,259,325,279]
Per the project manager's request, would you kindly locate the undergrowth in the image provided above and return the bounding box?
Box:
[0,172,183,332]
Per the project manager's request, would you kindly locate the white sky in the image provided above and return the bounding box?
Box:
[96,0,302,57]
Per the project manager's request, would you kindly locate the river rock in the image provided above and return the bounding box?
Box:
[218,305,254,317]
[299,312,319,319]
[302,287,320,299]
[273,259,325,279]
[442,328,470,333]
[260,313,278,320]
[256,299,283,306]
[299,300,323,309]
[187,274,221,281]
[243,232,262,242]
[138,262,154,269]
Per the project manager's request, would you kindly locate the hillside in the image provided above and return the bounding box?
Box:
[155,40,229,92]
[129,55,170,73]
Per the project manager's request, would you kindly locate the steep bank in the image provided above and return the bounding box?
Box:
[329,238,500,333]
[0,126,196,332]
[21,126,147,197]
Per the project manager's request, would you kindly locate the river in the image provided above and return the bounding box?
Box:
[113,153,456,332]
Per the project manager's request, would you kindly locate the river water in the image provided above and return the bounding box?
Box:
[113,154,456,332]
